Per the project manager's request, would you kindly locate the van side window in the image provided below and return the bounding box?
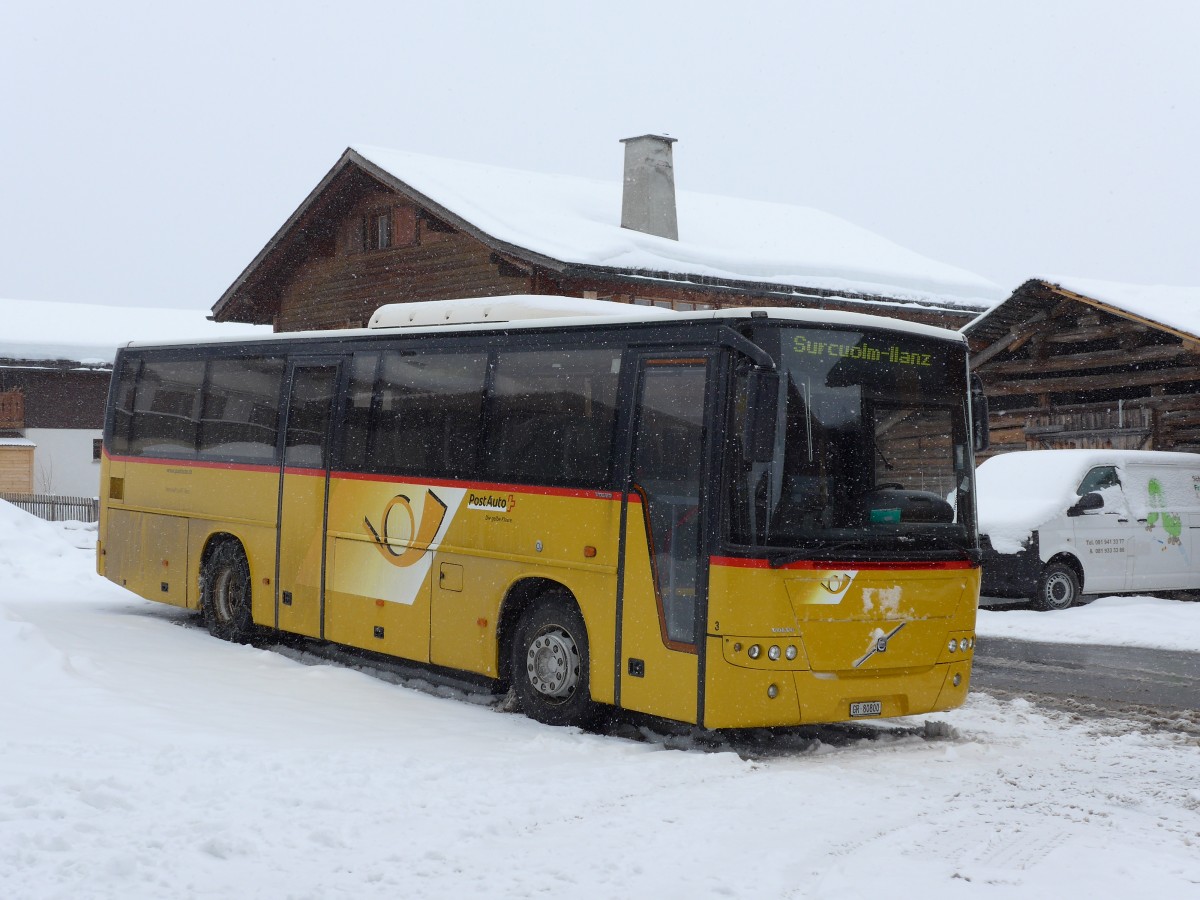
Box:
[1077,466,1120,496]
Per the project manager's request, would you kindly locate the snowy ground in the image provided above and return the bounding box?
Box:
[2,500,1198,898]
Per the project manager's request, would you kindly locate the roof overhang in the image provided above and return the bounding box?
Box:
[964,278,1200,347]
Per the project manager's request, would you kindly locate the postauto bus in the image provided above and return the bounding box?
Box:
[97,296,985,728]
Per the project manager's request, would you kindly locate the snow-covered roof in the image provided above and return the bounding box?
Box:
[348,145,1003,312]
[1042,276,1200,340]
[963,276,1200,345]
[0,437,36,447]
[0,298,272,367]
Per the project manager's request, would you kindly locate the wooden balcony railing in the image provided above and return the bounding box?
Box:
[0,390,24,430]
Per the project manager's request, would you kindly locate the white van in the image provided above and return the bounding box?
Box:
[976,449,1200,610]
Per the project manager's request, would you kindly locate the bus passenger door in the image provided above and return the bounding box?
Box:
[618,354,712,725]
[276,360,341,638]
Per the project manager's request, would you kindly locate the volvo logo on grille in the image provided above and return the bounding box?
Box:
[854,622,908,668]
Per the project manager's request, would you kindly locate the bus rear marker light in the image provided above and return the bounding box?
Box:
[477,618,488,628]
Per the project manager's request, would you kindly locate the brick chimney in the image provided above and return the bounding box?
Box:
[620,134,678,240]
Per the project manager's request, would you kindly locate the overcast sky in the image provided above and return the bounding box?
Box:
[3,1,1197,310]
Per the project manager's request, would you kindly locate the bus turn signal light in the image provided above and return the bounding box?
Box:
[583,546,597,558]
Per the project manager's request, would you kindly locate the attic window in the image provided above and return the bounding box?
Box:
[374,212,393,248]
[361,207,418,252]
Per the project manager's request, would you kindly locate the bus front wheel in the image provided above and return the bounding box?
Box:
[201,541,256,642]
[510,591,594,727]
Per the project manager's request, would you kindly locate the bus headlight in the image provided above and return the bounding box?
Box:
[747,644,761,660]
[785,645,798,661]
[948,639,959,653]
[767,645,781,661]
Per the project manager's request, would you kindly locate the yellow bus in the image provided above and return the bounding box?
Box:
[98,296,986,729]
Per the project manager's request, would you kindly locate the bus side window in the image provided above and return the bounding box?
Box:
[198,356,285,462]
[372,350,488,479]
[108,356,140,456]
[130,358,205,459]
[486,347,621,488]
[338,353,379,472]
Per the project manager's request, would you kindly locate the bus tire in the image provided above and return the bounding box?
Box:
[201,541,256,642]
[1034,562,1079,612]
[510,590,594,727]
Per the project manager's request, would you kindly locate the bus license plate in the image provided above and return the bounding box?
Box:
[850,701,882,717]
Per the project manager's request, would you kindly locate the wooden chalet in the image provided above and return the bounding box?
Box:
[211,138,1000,332]
[966,278,1200,457]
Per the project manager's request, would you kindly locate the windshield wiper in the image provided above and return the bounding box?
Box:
[765,542,859,568]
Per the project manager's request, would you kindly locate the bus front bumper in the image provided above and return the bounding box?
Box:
[702,636,973,729]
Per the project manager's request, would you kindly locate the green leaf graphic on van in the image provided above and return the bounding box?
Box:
[1145,478,1183,545]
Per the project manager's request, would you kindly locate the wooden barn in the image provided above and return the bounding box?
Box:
[965,278,1200,457]
[210,136,1000,332]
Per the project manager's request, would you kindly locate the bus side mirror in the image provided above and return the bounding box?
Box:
[743,369,779,462]
[971,374,990,453]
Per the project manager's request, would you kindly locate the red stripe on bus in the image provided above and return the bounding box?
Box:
[331,469,628,501]
[710,556,977,571]
[105,453,631,502]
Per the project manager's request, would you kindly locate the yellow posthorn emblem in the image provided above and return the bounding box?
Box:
[363,490,448,567]
[820,572,854,594]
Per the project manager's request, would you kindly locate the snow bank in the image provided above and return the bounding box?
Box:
[978,595,1200,652]
[0,497,92,586]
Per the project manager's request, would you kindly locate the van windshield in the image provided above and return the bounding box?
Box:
[726,325,974,561]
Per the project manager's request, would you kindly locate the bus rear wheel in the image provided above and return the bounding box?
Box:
[201,541,256,642]
[510,591,594,727]
[1034,562,1080,612]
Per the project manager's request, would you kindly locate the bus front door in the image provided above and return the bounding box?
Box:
[618,355,712,725]
[276,360,340,638]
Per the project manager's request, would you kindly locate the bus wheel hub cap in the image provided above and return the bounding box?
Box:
[527,628,578,698]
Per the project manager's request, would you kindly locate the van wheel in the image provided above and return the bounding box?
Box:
[510,590,594,727]
[1034,563,1080,612]
[201,541,256,642]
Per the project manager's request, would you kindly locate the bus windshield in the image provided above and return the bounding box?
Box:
[727,325,975,560]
